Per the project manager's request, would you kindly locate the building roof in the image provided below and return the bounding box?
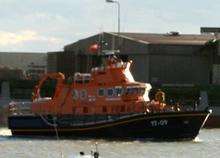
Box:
[112,32,215,45]
[0,52,47,71]
[64,32,216,51]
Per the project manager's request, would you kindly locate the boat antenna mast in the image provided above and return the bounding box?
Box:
[89,32,121,67]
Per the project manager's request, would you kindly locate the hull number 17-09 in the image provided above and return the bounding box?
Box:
[150,120,168,127]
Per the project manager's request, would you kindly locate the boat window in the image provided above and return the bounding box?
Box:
[72,107,76,114]
[133,87,138,94]
[121,106,125,112]
[98,88,105,97]
[83,107,88,113]
[127,106,131,112]
[72,90,79,100]
[74,73,91,84]
[139,88,146,95]
[125,87,133,95]
[102,106,107,113]
[125,87,143,95]
[80,90,87,99]
[115,87,123,96]
[107,88,114,97]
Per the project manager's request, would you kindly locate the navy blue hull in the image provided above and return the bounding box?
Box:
[8,110,211,140]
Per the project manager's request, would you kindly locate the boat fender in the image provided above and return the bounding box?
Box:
[79,151,85,156]
[93,152,99,158]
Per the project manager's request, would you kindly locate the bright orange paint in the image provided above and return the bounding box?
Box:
[31,55,155,115]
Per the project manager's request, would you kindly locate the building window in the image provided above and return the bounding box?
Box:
[80,90,87,99]
[107,88,114,97]
[98,88,105,97]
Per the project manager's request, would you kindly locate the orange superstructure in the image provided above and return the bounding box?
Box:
[31,52,152,116]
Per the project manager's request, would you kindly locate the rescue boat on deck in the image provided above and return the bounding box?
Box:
[8,50,211,140]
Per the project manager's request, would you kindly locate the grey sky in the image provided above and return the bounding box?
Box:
[0,0,219,52]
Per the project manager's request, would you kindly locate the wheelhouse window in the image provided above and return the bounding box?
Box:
[125,87,146,95]
[80,90,87,99]
[139,87,146,95]
[125,87,133,95]
[98,88,105,97]
[107,88,114,97]
[115,87,123,96]
[132,87,138,94]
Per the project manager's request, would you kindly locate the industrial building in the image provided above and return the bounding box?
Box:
[48,28,220,85]
[0,52,47,80]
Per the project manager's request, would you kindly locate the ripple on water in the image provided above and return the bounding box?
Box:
[193,136,203,143]
[0,128,220,158]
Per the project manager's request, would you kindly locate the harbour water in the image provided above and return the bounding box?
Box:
[0,128,220,158]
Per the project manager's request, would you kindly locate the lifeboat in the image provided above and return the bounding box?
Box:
[7,51,211,140]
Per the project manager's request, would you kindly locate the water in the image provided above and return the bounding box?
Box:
[0,128,220,158]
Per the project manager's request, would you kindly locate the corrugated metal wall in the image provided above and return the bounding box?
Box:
[148,44,210,84]
[48,33,220,85]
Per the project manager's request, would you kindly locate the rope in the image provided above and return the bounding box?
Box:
[38,114,63,158]
[52,117,63,158]
[38,114,57,127]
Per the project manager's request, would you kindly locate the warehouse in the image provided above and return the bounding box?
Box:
[0,52,47,80]
[48,30,220,85]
